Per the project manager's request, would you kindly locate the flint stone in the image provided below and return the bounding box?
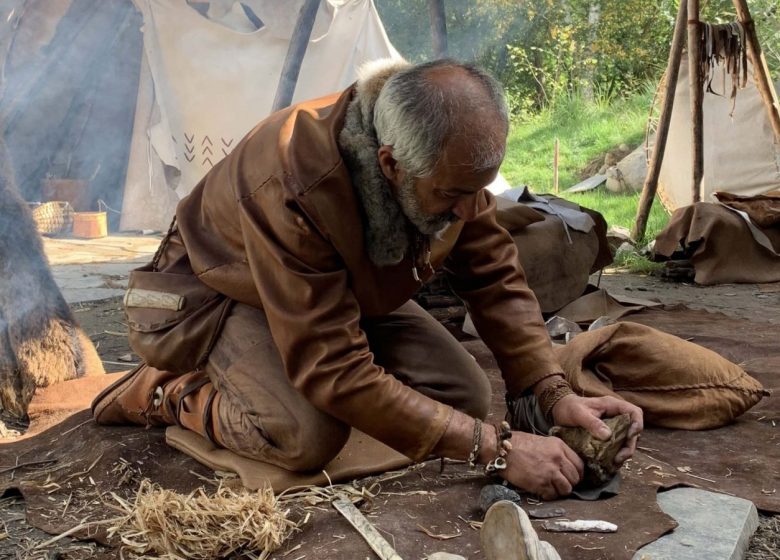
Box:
[480,484,523,513]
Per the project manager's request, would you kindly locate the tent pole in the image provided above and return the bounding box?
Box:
[632,0,687,242]
[271,0,321,113]
[732,0,780,143]
[429,0,448,58]
[688,0,703,204]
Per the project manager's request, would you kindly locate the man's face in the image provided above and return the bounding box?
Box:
[390,140,502,236]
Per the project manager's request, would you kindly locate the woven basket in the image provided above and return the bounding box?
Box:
[29,201,74,235]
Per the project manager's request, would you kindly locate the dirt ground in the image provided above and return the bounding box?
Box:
[2,270,779,558]
[596,269,780,325]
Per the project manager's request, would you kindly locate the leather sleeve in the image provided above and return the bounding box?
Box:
[444,191,563,397]
[237,180,452,461]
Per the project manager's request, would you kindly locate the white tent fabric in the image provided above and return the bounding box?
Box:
[120,0,399,231]
[657,57,780,212]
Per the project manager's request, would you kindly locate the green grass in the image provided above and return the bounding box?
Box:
[501,91,654,191]
[500,90,671,271]
[558,189,669,244]
[562,190,668,271]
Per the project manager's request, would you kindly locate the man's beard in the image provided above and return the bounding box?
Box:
[396,175,458,236]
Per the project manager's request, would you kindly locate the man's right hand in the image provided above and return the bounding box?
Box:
[433,411,584,500]
[488,431,584,500]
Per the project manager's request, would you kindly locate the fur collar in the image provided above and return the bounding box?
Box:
[337,59,411,267]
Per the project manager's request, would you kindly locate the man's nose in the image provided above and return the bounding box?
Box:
[452,193,479,221]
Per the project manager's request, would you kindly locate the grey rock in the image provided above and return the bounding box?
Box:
[633,488,758,560]
[605,166,625,193]
[607,226,633,253]
[479,484,523,513]
[616,146,649,193]
[616,241,637,259]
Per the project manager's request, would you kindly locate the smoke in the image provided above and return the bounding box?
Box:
[0,0,143,228]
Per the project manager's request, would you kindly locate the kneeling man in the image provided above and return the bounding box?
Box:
[94,59,642,499]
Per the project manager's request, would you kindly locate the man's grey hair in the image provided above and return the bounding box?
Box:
[373,59,509,178]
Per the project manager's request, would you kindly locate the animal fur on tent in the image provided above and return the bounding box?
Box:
[699,22,749,112]
[0,139,103,420]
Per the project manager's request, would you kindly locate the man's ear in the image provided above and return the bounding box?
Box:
[377,145,402,188]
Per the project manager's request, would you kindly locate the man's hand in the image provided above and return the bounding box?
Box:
[498,432,584,500]
[551,394,643,464]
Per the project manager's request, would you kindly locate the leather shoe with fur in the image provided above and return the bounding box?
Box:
[91,363,182,426]
[481,501,561,560]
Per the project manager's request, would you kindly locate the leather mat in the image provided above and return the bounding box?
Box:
[165,426,411,493]
[0,304,777,559]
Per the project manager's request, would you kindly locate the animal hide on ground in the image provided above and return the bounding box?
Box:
[0,139,94,419]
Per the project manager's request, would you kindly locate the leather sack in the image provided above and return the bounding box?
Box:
[124,263,233,373]
[555,322,768,429]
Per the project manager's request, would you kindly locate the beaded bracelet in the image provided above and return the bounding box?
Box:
[467,418,482,468]
[485,421,513,474]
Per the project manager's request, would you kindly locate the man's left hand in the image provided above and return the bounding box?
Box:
[551,395,643,465]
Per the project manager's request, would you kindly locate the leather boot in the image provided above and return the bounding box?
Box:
[480,501,561,560]
[92,364,221,444]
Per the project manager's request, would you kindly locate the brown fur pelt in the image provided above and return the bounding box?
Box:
[0,138,90,419]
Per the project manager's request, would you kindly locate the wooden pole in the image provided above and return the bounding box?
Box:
[631,0,688,242]
[553,139,559,194]
[271,0,320,112]
[429,0,448,59]
[688,0,703,204]
[731,0,780,143]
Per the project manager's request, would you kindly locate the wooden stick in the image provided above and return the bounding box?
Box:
[428,0,448,59]
[553,139,560,194]
[631,0,688,242]
[332,496,403,560]
[688,0,703,204]
[731,0,780,143]
[0,458,57,475]
[32,518,116,549]
[271,0,320,112]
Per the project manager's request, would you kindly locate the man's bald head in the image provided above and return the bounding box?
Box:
[373,59,509,178]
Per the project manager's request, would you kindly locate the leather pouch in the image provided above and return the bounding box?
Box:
[124,263,233,373]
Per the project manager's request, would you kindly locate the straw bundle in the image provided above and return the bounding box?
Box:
[108,480,298,559]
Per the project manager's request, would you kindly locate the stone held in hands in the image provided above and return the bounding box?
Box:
[549,413,632,486]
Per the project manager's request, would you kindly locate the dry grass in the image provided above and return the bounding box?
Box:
[101,465,415,560]
[107,480,297,560]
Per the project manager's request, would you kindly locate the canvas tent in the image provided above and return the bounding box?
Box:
[122,0,400,230]
[0,0,400,231]
[657,56,780,212]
